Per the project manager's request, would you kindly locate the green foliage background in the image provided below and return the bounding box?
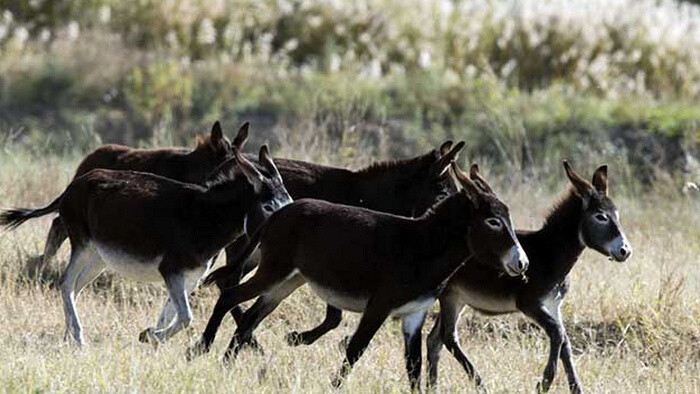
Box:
[1,0,699,189]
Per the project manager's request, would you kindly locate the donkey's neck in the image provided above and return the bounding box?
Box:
[412,194,473,288]
[352,151,438,214]
[535,189,586,279]
[197,179,252,245]
[355,151,436,184]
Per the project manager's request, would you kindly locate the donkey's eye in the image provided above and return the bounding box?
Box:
[263,205,274,213]
[485,217,503,230]
[594,213,609,223]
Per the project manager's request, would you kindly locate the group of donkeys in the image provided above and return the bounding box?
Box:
[0,121,632,392]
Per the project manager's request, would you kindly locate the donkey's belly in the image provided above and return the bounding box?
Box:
[391,296,436,317]
[307,281,368,313]
[461,287,518,314]
[93,242,163,282]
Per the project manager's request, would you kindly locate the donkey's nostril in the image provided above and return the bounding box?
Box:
[620,247,629,257]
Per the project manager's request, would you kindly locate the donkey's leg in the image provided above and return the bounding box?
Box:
[43,217,68,264]
[331,300,390,388]
[27,217,68,277]
[436,297,484,390]
[426,314,443,388]
[145,271,192,343]
[522,303,565,393]
[139,297,177,343]
[402,310,427,391]
[223,236,264,352]
[140,264,210,343]
[286,304,343,346]
[187,262,294,359]
[59,246,101,345]
[557,312,582,393]
[224,236,250,326]
[155,299,177,330]
[224,274,305,362]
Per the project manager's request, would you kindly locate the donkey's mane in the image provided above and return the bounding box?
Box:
[194,133,216,149]
[541,187,582,232]
[354,149,438,177]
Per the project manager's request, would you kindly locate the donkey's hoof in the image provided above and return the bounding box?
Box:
[330,375,344,389]
[338,335,351,351]
[138,328,159,345]
[185,341,207,361]
[569,383,583,394]
[536,381,551,393]
[285,331,303,346]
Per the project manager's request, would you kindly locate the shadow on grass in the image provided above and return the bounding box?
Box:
[438,313,700,363]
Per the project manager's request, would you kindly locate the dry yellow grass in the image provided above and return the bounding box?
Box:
[1,150,699,393]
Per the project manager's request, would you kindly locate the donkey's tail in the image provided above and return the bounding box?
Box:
[0,191,64,231]
[203,221,268,288]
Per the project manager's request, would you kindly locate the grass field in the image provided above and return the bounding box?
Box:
[1,149,699,393]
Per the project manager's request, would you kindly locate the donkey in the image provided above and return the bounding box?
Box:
[191,157,530,390]
[31,121,242,273]
[0,145,292,345]
[220,141,464,331]
[425,161,632,393]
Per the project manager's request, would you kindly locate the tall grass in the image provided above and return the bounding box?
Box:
[1,149,699,393]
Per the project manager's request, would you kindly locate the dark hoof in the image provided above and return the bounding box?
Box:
[138,328,154,344]
[331,375,344,389]
[185,340,208,361]
[536,381,551,393]
[286,331,303,346]
[25,255,46,278]
[338,335,351,351]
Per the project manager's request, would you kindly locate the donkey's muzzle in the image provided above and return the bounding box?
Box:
[503,245,529,277]
[609,236,632,262]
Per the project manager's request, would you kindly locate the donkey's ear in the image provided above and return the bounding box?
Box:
[258,144,282,180]
[210,121,224,146]
[430,141,465,178]
[439,140,453,156]
[452,162,481,207]
[469,164,495,194]
[234,147,264,193]
[232,122,249,149]
[563,160,594,199]
[591,165,608,196]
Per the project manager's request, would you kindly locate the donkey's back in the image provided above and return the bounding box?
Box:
[74,145,193,180]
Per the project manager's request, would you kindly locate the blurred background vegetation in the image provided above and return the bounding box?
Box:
[1,0,699,191]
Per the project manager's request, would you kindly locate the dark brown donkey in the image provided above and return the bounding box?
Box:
[0,146,292,345]
[220,141,465,333]
[31,121,241,273]
[425,161,632,393]
[191,158,530,390]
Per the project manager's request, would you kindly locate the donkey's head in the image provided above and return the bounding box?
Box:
[452,163,529,276]
[234,145,293,235]
[563,161,632,262]
[194,121,246,163]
